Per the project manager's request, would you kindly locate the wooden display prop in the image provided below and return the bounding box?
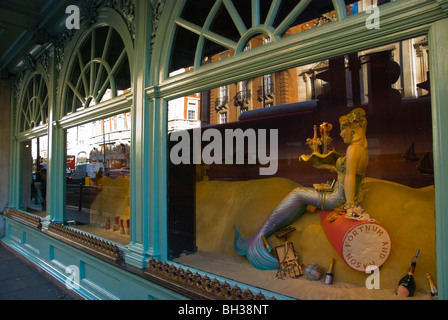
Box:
[320,210,391,272]
[274,226,304,278]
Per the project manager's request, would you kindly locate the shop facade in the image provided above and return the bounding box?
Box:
[1,0,447,300]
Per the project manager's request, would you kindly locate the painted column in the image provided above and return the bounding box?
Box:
[46,48,66,224]
[7,82,21,210]
[0,80,11,213]
[125,0,154,269]
[429,17,448,301]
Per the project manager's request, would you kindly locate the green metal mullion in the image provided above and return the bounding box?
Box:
[176,17,238,51]
[31,98,39,125]
[32,75,37,99]
[332,0,347,21]
[273,0,313,37]
[223,0,247,37]
[24,103,31,129]
[38,75,44,103]
[21,105,30,129]
[204,0,223,30]
[66,80,87,107]
[76,49,89,98]
[174,17,202,35]
[31,79,38,125]
[96,48,125,101]
[194,36,206,69]
[71,82,79,112]
[264,0,282,27]
[93,27,114,101]
[41,95,48,124]
[193,0,238,67]
[252,0,260,27]
[24,87,31,111]
[90,29,96,98]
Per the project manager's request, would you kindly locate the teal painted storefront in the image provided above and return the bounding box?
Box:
[1,0,448,300]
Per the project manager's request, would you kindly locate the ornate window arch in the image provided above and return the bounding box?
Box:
[59,8,134,123]
[166,0,346,76]
[16,70,49,135]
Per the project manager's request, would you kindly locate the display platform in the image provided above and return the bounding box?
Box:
[176,176,437,300]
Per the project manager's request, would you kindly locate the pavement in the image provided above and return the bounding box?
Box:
[0,242,81,300]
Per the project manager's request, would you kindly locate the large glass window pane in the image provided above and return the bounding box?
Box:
[24,136,48,214]
[65,114,131,245]
[166,36,435,300]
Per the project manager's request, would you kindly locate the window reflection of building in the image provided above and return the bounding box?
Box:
[167,68,202,132]
[88,113,131,170]
[67,114,131,171]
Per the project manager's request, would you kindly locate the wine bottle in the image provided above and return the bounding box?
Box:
[396,249,419,297]
[426,272,438,300]
[261,234,272,252]
[324,258,335,285]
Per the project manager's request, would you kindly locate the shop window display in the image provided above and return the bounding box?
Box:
[59,25,132,245]
[167,36,436,299]
[65,116,131,245]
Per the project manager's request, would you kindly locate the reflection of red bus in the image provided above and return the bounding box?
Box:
[67,155,76,170]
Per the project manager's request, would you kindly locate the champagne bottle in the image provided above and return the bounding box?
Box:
[261,234,272,252]
[396,249,419,297]
[426,272,438,300]
[324,258,335,285]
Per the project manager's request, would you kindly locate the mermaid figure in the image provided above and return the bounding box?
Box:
[234,108,369,270]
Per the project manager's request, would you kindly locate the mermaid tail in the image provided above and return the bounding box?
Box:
[234,182,345,270]
[234,226,279,270]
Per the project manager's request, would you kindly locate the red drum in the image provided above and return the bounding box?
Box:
[320,211,391,272]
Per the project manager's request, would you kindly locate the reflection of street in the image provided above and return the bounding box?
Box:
[65,176,130,244]
[66,184,99,220]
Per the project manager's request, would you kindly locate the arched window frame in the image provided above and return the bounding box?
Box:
[50,7,134,224]
[14,66,50,142]
[57,7,135,130]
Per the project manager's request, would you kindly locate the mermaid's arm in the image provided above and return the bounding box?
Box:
[344,144,361,209]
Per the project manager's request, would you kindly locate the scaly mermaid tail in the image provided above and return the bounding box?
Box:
[234,183,345,270]
[234,226,279,270]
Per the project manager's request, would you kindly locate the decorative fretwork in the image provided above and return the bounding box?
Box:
[47,222,121,262]
[4,209,42,230]
[78,0,136,37]
[145,258,276,300]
